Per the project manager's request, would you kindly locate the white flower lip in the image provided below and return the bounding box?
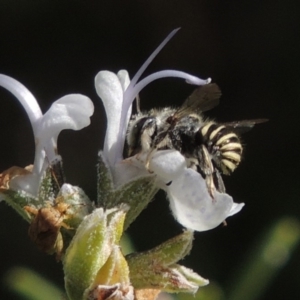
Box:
[148,150,187,183]
[35,94,94,145]
[122,151,244,231]
[0,74,94,195]
[167,168,245,231]
[33,93,94,180]
[113,150,185,189]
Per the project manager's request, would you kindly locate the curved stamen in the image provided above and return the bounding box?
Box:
[129,28,180,90]
[125,70,211,110]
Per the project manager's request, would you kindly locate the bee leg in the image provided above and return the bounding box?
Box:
[206,175,216,200]
[144,129,169,172]
[200,146,216,200]
[144,148,157,173]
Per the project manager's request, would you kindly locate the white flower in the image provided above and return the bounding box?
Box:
[0,74,94,196]
[95,29,244,232]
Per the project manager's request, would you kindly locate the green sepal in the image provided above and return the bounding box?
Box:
[127,230,193,269]
[97,151,114,208]
[103,204,127,248]
[63,207,127,300]
[84,246,133,300]
[97,152,158,231]
[88,246,130,288]
[172,264,209,290]
[0,163,63,223]
[156,264,209,293]
[114,176,158,230]
[127,230,208,293]
[38,167,57,204]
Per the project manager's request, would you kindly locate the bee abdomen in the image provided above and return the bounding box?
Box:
[200,122,243,175]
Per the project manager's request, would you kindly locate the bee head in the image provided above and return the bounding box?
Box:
[127,115,157,156]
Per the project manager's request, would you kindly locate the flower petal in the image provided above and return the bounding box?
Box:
[36,94,94,142]
[167,168,244,231]
[9,172,39,197]
[112,159,149,188]
[117,70,130,91]
[32,94,94,179]
[95,71,129,167]
[149,150,186,183]
[228,202,245,217]
[117,70,132,160]
[0,74,42,130]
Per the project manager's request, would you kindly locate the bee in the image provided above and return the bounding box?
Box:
[126,83,266,197]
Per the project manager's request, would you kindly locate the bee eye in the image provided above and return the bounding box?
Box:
[143,117,156,128]
[132,117,155,136]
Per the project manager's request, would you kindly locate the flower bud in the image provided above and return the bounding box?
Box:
[63,207,128,300]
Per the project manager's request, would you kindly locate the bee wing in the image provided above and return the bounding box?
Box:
[213,169,226,193]
[174,83,222,119]
[223,119,268,134]
[185,83,222,112]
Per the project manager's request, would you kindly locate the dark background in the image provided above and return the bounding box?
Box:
[0,1,299,299]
